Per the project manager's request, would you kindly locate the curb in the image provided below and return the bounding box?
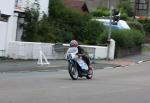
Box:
[103,59,150,70]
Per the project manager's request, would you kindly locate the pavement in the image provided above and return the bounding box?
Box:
[0,44,150,73]
[0,56,148,73]
[0,59,118,73]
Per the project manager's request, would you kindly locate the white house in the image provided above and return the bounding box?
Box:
[0,0,49,57]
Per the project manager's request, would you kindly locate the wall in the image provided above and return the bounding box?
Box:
[0,0,15,15]
[0,21,8,56]
[15,0,49,14]
[5,14,18,56]
[0,14,18,57]
[0,0,17,56]
[0,0,18,57]
[8,41,115,60]
[131,0,150,16]
[39,0,49,14]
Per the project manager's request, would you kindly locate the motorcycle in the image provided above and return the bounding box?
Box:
[65,47,93,80]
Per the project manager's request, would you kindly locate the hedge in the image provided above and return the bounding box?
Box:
[99,29,144,49]
[138,19,150,34]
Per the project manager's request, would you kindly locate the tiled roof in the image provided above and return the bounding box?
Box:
[64,0,88,11]
[63,0,120,12]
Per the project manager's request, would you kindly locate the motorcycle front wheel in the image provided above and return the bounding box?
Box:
[68,63,78,80]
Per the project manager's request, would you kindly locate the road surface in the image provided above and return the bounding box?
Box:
[0,61,150,103]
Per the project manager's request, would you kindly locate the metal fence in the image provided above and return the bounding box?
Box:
[52,44,96,61]
[52,43,69,59]
[82,46,96,63]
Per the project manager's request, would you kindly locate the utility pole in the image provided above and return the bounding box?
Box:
[108,0,110,9]
[146,0,149,17]
[107,7,113,60]
[107,7,120,60]
[108,7,113,41]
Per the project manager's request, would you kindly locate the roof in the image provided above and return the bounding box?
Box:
[63,0,88,12]
[63,0,120,12]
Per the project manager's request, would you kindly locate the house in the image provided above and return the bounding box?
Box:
[63,0,150,16]
[0,0,49,57]
[63,0,121,12]
[0,0,17,57]
[131,0,150,16]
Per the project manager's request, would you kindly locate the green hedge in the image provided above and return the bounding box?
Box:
[82,20,106,45]
[127,21,145,34]
[91,8,110,17]
[138,19,150,34]
[99,29,144,49]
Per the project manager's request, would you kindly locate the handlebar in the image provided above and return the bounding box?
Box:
[77,54,86,57]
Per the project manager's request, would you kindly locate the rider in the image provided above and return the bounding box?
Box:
[69,40,92,70]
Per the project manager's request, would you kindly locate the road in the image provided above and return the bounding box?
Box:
[0,61,150,103]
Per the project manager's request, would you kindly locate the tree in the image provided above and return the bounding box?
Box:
[22,0,106,45]
[22,7,40,42]
[91,7,110,17]
[48,0,92,43]
[118,0,134,17]
[83,20,106,45]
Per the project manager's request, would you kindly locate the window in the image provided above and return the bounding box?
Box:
[0,14,9,22]
[135,0,148,10]
[135,0,149,15]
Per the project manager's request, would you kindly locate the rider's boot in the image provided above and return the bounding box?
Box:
[89,65,92,70]
[88,65,93,75]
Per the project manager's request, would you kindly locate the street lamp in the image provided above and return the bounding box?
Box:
[112,9,120,25]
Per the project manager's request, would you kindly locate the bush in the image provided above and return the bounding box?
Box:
[117,0,134,17]
[82,20,106,45]
[138,19,150,33]
[99,29,144,49]
[37,18,60,42]
[22,8,40,42]
[22,0,92,43]
[127,21,145,34]
[91,8,109,17]
[120,12,129,20]
[48,0,92,43]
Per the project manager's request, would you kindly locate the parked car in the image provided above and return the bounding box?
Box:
[93,19,131,30]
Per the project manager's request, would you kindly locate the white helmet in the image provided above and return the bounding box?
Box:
[70,40,78,47]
